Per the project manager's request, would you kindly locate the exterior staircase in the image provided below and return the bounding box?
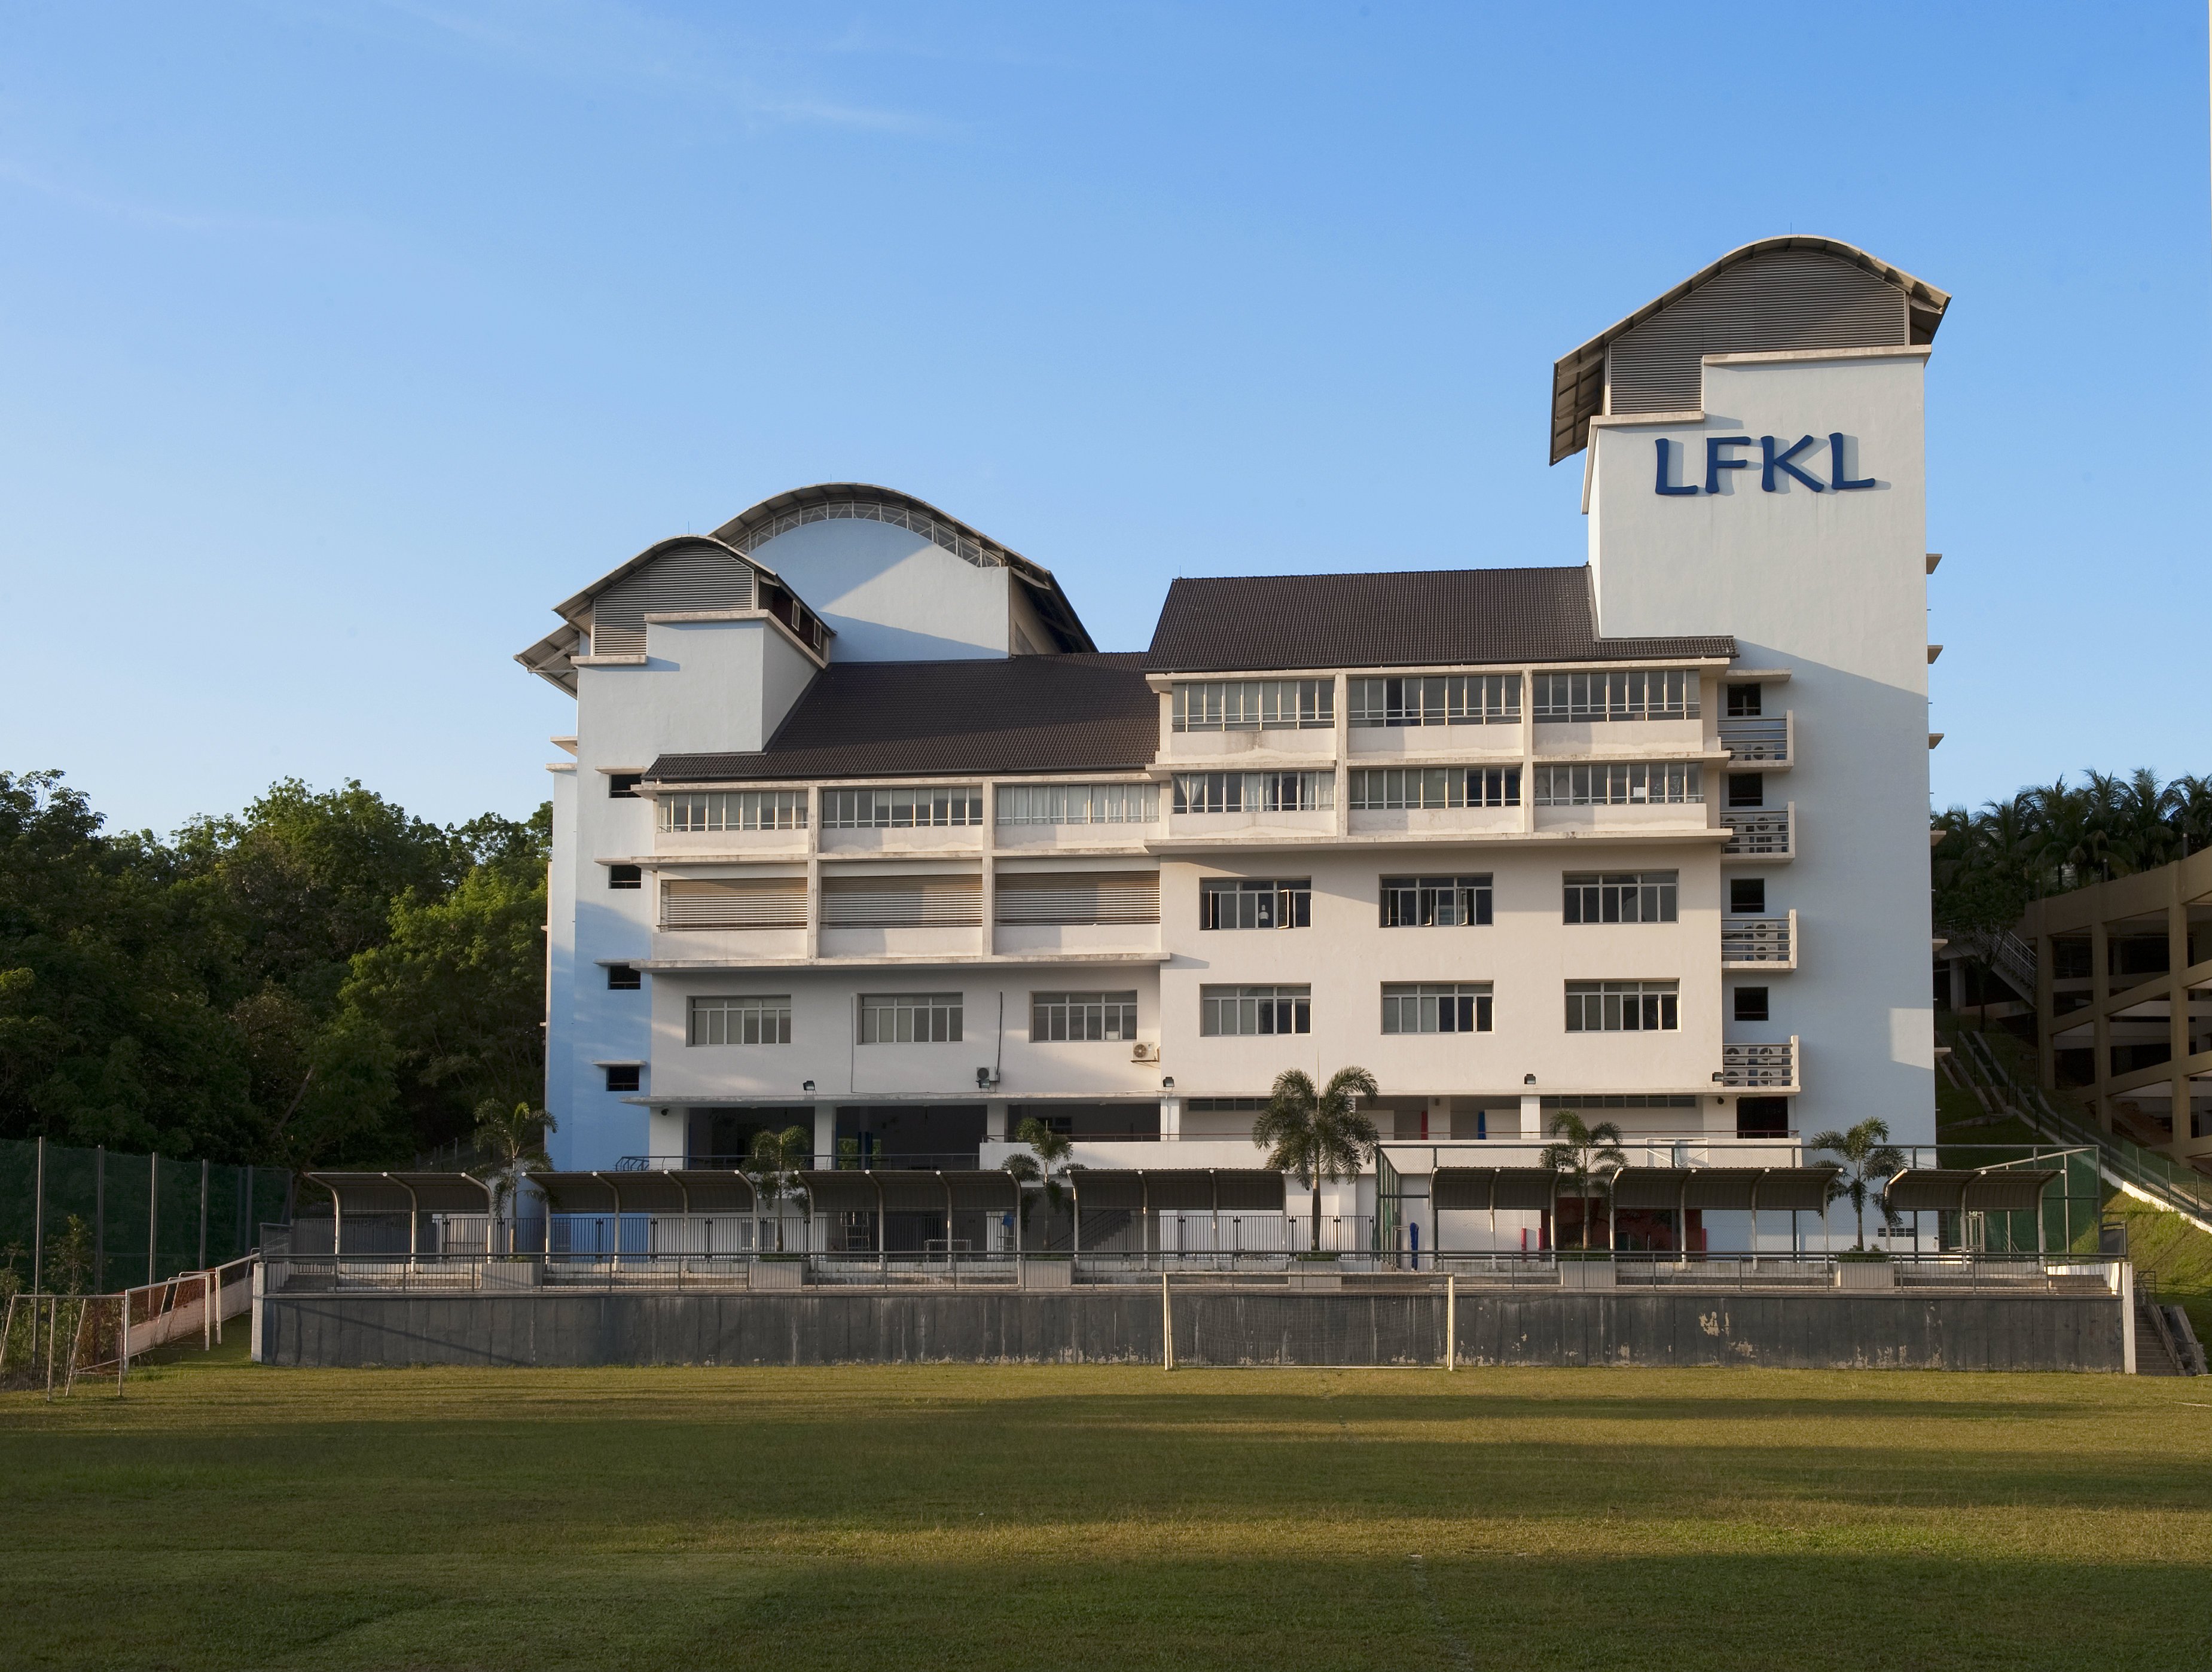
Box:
[1942,1024,2212,1237]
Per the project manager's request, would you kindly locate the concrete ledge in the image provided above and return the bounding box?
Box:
[257,1288,2127,1373]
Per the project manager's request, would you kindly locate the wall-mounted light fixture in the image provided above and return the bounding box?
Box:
[1523,1073,1536,1086]
[803,1080,815,1096]
[1161,1076,1175,1092]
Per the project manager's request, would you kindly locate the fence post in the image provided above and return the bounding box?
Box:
[148,1152,159,1287]
[94,1146,105,1294]
[32,1136,45,1296]
[199,1159,209,1273]
[1160,1270,1173,1372]
[118,1286,128,1396]
[1445,1273,1456,1373]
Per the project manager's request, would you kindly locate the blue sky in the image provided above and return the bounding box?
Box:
[4,1,2206,836]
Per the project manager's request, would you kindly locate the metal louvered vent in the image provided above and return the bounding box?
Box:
[588,544,756,655]
[661,877,806,929]
[1606,252,1909,417]
[821,874,983,929]
[994,871,1160,926]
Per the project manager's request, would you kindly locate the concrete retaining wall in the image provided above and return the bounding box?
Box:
[256,1286,2128,1372]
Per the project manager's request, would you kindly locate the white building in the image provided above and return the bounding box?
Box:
[517,236,1948,1253]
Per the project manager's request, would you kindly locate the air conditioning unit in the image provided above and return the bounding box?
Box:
[1131,1042,1161,1064]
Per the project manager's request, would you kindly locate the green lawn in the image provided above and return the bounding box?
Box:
[7,1346,2212,1671]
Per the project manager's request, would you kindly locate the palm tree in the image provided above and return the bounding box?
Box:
[1252,1066,1380,1252]
[1001,1116,1075,1237]
[1809,1118,1907,1251]
[745,1125,813,1253]
[1539,1111,1627,1251]
[471,1101,556,1255]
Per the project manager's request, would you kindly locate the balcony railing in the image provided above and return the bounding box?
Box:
[1721,1037,1798,1090]
[1721,804,1793,858]
[1719,713,1791,765]
[1722,910,1798,969]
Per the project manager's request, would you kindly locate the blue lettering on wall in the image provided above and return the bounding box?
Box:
[1649,431,1875,495]
[1653,437,1697,496]
[1829,432,1875,490]
[1704,435,1755,495]
[1761,434,1825,492]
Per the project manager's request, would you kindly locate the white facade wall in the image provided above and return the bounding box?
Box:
[1586,346,1935,1143]
[747,518,1027,661]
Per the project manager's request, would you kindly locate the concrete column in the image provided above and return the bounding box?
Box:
[1331,674,1349,837]
[1520,1093,1543,1140]
[2170,869,2190,1160]
[811,1102,835,1168]
[2034,929,2057,1094]
[1160,1094,1182,1142]
[986,1100,1010,1142]
[2090,915,2112,1133]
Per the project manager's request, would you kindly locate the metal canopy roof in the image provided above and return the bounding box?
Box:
[795,1170,1022,1216]
[1432,1165,1840,1215]
[1070,1170,1288,1213]
[1549,234,1951,464]
[304,1172,496,1215]
[1885,1168,2061,1215]
[535,1171,758,1215]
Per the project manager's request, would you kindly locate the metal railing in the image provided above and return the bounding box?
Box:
[1721,1038,1798,1088]
[1721,806,1793,857]
[1722,911,1796,967]
[1718,715,1790,764]
[255,1248,2126,1295]
[1954,1026,2212,1231]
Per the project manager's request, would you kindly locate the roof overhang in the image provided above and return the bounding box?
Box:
[1550,235,1952,465]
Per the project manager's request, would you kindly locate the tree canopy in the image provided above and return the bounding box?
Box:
[0,770,547,1170]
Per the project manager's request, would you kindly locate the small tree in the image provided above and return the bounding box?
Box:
[1539,1111,1627,1250]
[1810,1118,1906,1250]
[43,1216,93,1295]
[745,1125,813,1253]
[1253,1067,1380,1252]
[471,1100,556,1253]
[1002,1116,1075,1240]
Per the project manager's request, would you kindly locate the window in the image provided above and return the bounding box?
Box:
[1734,986,1770,1022]
[1735,1096,1790,1138]
[1201,878,1311,930]
[608,773,643,799]
[1173,772,1334,814]
[605,1064,641,1092]
[1533,669,1700,722]
[1381,983,1493,1034]
[606,963,641,990]
[662,877,807,929]
[1729,878,1767,914]
[1348,674,1520,727]
[1200,984,1311,1036]
[858,993,963,1043]
[1563,871,1678,925]
[1726,683,1763,717]
[822,787,984,828]
[608,864,642,890]
[996,783,1159,825]
[1031,991,1140,1041]
[820,875,981,929]
[1564,980,1680,1032]
[1531,763,1702,806]
[1728,773,1765,808]
[1171,679,1334,731]
[1380,875,1493,927]
[995,871,1159,925]
[688,995,792,1045]
[660,791,808,832]
[1348,767,1521,810]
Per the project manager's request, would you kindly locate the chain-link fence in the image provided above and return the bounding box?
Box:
[0,1137,290,1294]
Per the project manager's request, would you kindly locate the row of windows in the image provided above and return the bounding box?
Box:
[678,981,1689,1046]
[1203,871,1680,929]
[641,756,1715,837]
[1166,668,1704,733]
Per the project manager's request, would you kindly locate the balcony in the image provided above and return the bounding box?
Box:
[1722,910,1798,970]
[1719,713,1792,767]
[1720,803,1793,860]
[1721,1037,1799,1091]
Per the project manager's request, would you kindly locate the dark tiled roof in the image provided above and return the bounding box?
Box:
[1144,566,1734,673]
[645,653,1157,785]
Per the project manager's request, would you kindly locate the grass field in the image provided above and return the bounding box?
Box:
[6,1347,2212,1670]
